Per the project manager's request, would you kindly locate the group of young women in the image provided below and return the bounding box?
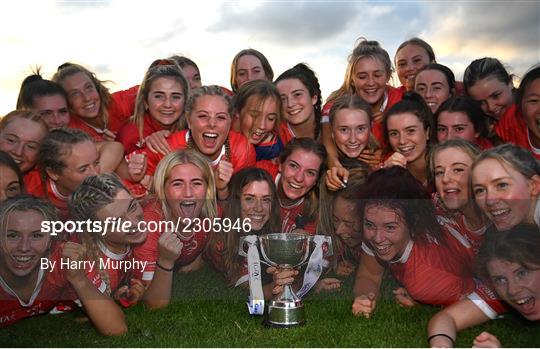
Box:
[0,36,539,346]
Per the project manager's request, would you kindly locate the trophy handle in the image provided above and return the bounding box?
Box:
[238,236,249,257]
[258,243,277,267]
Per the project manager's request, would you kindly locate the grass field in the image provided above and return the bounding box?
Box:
[1,265,539,347]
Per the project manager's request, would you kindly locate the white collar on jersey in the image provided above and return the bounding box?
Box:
[274,173,305,209]
[185,130,226,167]
[0,267,45,307]
[49,180,68,201]
[527,129,540,155]
[98,240,130,260]
[388,239,414,264]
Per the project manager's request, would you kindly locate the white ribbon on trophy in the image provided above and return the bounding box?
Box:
[244,235,264,315]
[296,235,328,298]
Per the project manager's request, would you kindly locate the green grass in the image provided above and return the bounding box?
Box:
[1,266,539,347]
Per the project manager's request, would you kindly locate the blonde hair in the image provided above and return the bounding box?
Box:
[69,173,129,294]
[53,63,112,128]
[132,61,189,144]
[327,38,392,104]
[153,149,218,221]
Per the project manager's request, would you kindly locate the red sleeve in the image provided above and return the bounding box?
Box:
[255,159,279,179]
[229,130,256,173]
[24,169,43,196]
[278,122,294,145]
[108,85,139,124]
[322,100,334,119]
[115,122,139,155]
[132,201,162,282]
[494,104,528,147]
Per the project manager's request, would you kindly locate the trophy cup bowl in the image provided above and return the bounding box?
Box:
[259,233,311,327]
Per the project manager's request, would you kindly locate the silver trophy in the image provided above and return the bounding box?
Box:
[240,232,332,327]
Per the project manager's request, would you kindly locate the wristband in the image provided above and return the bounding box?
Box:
[427,333,455,347]
[156,261,174,272]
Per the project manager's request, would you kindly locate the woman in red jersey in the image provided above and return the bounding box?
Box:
[275,63,323,144]
[471,143,540,232]
[230,49,274,94]
[0,151,23,202]
[116,59,189,155]
[351,167,504,321]
[53,62,137,141]
[323,39,403,187]
[395,37,436,93]
[414,63,455,115]
[0,195,126,335]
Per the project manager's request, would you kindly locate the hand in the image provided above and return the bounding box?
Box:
[114,278,145,307]
[372,111,384,124]
[266,266,298,295]
[352,292,376,318]
[335,260,356,276]
[359,148,383,168]
[145,130,171,155]
[393,287,417,307]
[157,229,183,267]
[61,242,88,286]
[325,167,349,191]
[314,278,341,293]
[127,153,148,182]
[103,129,117,142]
[215,159,233,197]
[383,152,407,168]
[473,331,502,348]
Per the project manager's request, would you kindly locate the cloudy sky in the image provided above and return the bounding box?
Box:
[1,0,538,115]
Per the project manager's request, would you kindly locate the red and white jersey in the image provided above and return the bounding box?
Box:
[95,241,145,293]
[0,246,104,327]
[27,179,70,221]
[67,85,138,142]
[433,193,487,263]
[493,104,540,159]
[361,236,506,318]
[134,129,256,176]
[115,113,168,155]
[133,200,208,281]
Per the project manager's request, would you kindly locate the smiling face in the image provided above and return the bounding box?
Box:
[0,209,50,280]
[48,140,100,197]
[333,196,362,248]
[467,76,513,120]
[95,189,146,252]
[235,55,267,90]
[145,77,185,128]
[187,95,231,160]
[415,69,452,114]
[240,180,272,231]
[396,44,432,90]
[472,158,540,231]
[0,118,47,173]
[352,57,390,107]
[332,107,370,158]
[279,149,322,202]
[0,164,22,202]
[521,78,540,147]
[434,147,475,210]
[33,94,70,130]
[61,72,101,120]
[239,95,279,145]
[182,64,202,89]
[387,112,429,164]
[363,204,410,262]
[487,258,540,321]
[276,78,317,127]
[165,163,207,221]
[437,111,477,143]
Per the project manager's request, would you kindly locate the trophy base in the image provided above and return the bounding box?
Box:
[265,300,306,328]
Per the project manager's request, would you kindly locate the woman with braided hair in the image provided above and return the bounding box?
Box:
[69,173,182,309]
[127,85,256,200]
[0,195,126,335]
[28,128,100,219]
